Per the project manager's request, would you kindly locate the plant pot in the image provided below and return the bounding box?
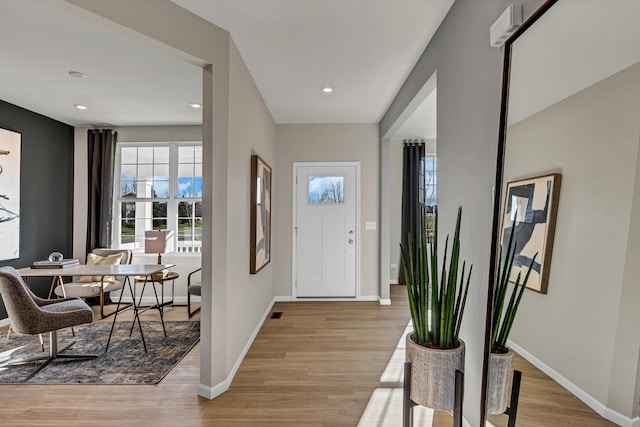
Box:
[486,349,513,414]
[405,333,465,410]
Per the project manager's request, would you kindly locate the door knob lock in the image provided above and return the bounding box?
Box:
[348,239,354,244]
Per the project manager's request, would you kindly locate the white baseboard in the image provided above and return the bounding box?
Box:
[197,297,276,400]
[0,318,10,328]
[116,296,198,304]
[286,296,381,302]
[275,295,390,305]
[389,279,399,285]
[197,380,230,400]
[508,340,639,427]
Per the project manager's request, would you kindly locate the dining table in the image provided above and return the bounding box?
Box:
[18,263,175,353]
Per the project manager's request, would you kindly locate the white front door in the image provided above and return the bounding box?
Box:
[294,163,358,297]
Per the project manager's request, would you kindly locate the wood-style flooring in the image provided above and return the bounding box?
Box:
[0,286,614,426]
[486,352,615,427]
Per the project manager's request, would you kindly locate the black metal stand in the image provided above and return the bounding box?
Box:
[403,362,464,427]
[503,369,522,427]
[453,369,464,427]
[403,362,418,427]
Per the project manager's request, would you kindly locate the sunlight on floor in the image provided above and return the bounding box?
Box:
[358,388,435,426]
[379,322,412,383]
[357,321,438,426]
[0,344,27,367]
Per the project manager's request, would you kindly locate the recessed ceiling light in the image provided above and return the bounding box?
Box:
[321,86,335,94]
[74,104,88,110]
[68,71,86,78]
[190,102,202,109]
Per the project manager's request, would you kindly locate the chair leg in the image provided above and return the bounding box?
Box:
[100,283,106,319]
[188,291,191,317]
[188,291,200,318]
[4,325,46,353]
[5,330,99,382]
[4,325,11,351]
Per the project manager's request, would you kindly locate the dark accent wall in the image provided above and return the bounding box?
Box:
[0,100,74,318]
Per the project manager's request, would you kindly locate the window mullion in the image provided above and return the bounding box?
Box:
[112,145,123,248]
[167,144,179,252]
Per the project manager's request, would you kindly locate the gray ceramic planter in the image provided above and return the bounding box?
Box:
[405,333,465,410]
[486,349,513,414]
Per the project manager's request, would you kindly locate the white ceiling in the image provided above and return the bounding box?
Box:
[0,0,203,127]
[173,0,453,124]
[0,0,452,131]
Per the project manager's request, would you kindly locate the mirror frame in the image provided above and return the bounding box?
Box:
[480,0,559,423]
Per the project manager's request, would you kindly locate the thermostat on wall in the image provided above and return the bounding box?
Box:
[490,4,523,47]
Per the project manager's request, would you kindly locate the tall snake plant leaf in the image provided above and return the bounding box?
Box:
[491,219,539,353]
[495,252,537,349]
[401,206,472,349]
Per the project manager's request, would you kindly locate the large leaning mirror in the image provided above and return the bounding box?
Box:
[483,0,640,425]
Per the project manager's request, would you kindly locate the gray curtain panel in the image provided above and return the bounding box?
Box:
[86,129,117,254]
[399,141,425,284]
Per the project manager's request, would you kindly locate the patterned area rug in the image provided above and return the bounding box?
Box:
[0,320,199,384]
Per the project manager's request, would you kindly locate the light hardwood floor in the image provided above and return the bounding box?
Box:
[0,286,614,426]
[486,352,616,427]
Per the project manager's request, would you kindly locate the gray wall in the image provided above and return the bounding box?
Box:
[380,1,545,424]
[273,124,380,299]
[505,61,640,419]
[0,99,74,319]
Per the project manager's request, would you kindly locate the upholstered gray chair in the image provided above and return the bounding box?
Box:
[0,266,97,382]
[187,267,201,318]
[53,248,133,318]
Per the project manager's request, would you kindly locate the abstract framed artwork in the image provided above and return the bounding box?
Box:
[0,127,21,261]
[250,155,272,274]
[498,173,562,294]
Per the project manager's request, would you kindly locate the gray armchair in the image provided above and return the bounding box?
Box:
[53,248,133,318]
[0,266,97,382]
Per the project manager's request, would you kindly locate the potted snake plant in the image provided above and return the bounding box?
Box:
[486,220,537,413]
[400,205,472,410]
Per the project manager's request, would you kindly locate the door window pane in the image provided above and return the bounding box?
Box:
[308,176,344,204]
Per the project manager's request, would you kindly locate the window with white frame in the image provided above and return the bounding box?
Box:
[423,155,437,209]
[423,155,437,241]
[113,142,202,254]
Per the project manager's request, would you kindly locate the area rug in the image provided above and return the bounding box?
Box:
[0,320,199,384]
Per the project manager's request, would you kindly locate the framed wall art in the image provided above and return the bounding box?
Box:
[0,127,21,261]
[250,154,272,274]
[499,173,562,294]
